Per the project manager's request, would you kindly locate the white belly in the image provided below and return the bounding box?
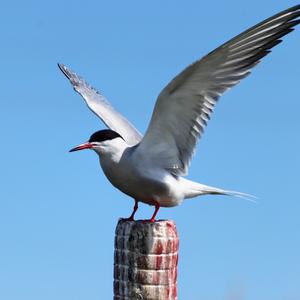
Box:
[99,156,184,207]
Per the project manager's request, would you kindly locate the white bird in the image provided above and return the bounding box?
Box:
[59,5,300,222]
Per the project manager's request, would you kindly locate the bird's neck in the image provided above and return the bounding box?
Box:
[95,138,128,163]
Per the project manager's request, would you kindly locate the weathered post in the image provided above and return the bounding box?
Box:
[114,220,179,300]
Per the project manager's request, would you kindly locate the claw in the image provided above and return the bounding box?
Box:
[143,201,160,223]
[122,200,138,221]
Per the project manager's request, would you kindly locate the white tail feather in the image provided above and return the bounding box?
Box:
[221,190,258,203]
[181,178,257,203]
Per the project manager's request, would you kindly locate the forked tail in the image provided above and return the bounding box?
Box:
[181,178,257,203]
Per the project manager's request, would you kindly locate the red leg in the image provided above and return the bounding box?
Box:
[149,201,160,223]
[122,199,138,221]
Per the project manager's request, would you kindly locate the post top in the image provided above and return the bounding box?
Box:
[116,219,178,236]
[117,219,176,225]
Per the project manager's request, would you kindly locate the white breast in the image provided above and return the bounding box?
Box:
[99,148,184,207]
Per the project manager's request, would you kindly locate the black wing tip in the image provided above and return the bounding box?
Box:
[57,62,72,80]
[286,4,300,12]
[288,19,300,28]
[274,4,300,18]
[57,62,65,72]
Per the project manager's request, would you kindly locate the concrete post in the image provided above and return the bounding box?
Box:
[114,220,179,300]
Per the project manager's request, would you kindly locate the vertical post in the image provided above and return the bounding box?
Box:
[114,220,179,300]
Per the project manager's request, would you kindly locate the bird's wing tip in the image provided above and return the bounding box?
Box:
[57,63,72,80]
[57,62,65,71]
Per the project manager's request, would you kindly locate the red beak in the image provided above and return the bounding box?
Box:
[69,142,93,152]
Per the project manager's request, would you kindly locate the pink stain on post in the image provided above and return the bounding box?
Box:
[114,219,179,300]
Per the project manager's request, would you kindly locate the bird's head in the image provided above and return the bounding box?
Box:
[69,129,126,156]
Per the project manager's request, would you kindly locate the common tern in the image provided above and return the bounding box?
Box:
[59,5,300,222]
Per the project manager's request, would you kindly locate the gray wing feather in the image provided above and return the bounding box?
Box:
[58,64,142,146]
[136,5,300,176]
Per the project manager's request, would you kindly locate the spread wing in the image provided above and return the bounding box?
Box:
[135,4,300,176]
[58,64,142,146]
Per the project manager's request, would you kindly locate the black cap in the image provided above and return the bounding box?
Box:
[88,129,124,143]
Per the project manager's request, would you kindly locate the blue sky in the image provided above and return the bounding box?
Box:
[1,1,300,299]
